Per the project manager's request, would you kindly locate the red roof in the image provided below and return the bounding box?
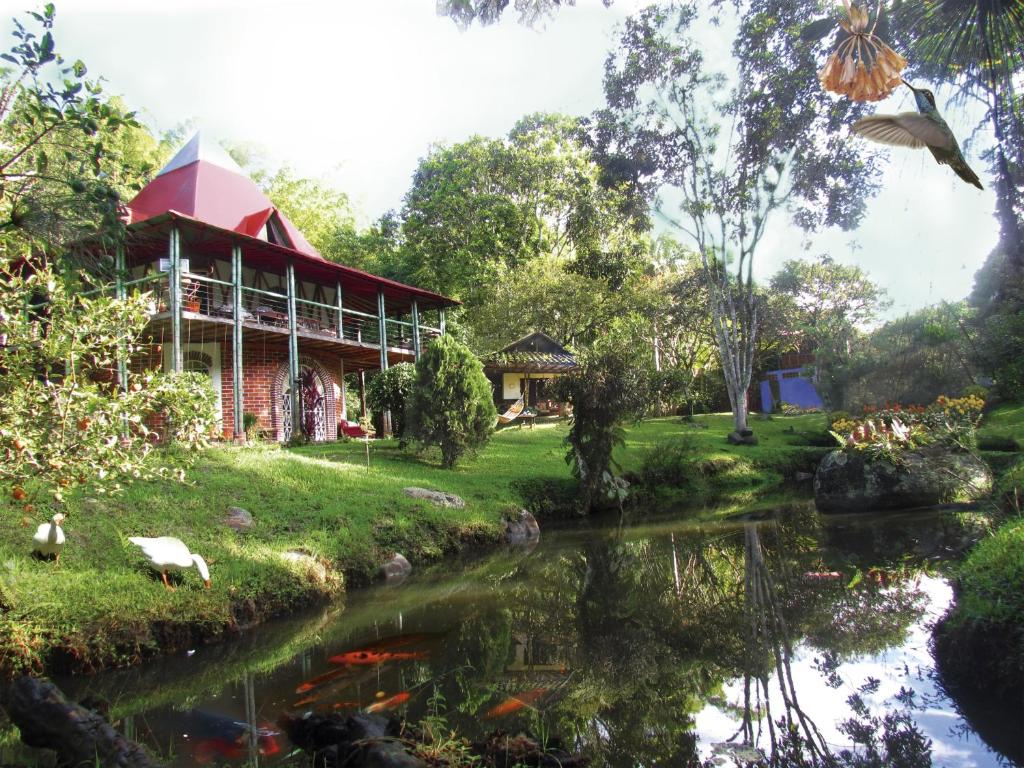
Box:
[127,133,320,259]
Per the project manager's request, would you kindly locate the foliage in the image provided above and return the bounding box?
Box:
[366,362,416,439]
[0,6,154,261]
[0,261,209,511]
[242,411,259,441]
[770,256,888,408]
[829,395,986,462]
[437,0,613,29]
[595,2,880,432]
[841,302,980,409]
[144,371,218,446]
[406,336,496,468]
[551,342,649,512]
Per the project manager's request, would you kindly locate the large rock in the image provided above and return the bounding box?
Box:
[814,448,992,514]
[377,553,412,583]
[402,487,465,508]
[224,506,253,530]
[504,509,540,546]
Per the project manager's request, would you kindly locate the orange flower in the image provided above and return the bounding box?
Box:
[818,0,906,102]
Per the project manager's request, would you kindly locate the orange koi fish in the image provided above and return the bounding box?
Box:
[483,688,549,719]
[292,695,320,708]
[328,650,427,666]
[332,700,363,710]
[296,666,350,694]
[364,691,411,713]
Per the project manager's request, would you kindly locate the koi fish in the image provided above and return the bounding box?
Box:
[483,688,549,719]
[182,710,281,762]
[364,691,411,713]
[328,650,427,665]
[292,695,320,708]
[296,666,351,694]
[332,700,363,710]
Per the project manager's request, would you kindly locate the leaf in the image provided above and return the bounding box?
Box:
[799,16,836,43]
[846,569,863,589]
[72,59,86,77]
[38,31,54,63]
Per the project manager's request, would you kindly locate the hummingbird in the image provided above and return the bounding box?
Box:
[851,79,983,189]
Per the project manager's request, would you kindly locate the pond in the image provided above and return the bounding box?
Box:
[6,504,1021,767]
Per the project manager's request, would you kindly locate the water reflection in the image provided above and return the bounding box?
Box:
[6,505,1015,768]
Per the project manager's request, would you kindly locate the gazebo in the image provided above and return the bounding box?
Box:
[482,332,577,416]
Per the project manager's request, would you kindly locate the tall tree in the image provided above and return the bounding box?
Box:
[597,2,879,433]
[770,256,888,407]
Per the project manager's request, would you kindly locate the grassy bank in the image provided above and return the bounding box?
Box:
[0,413,826,677]
[934,401,1024,714]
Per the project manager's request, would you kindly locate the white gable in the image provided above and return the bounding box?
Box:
[156,131,246,177]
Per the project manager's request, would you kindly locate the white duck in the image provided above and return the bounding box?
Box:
[32,513,65,561]
[129,536,211,590]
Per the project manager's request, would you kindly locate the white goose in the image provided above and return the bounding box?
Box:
[32,513,65,561]
[129,536,211,590]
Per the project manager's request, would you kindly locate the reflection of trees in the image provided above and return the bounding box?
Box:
[739,524,831,761]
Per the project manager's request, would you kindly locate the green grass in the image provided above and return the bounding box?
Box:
[0,413,828,677]
[933,401,1024,712]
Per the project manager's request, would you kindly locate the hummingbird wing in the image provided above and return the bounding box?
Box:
[851,113,953,151]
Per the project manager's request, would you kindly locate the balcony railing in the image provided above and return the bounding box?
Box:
[134,272,425,353]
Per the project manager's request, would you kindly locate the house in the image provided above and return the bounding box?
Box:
[756,350,824,413]
[89,134,457,442]
[482,332,577,416]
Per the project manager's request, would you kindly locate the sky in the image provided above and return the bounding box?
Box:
[1,0,1001,316]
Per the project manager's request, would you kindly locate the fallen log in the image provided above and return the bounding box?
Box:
[2,676,160,768]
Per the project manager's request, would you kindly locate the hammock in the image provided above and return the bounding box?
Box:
[497,397,525,425]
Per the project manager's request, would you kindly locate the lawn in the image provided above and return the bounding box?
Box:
[0,412,828,677]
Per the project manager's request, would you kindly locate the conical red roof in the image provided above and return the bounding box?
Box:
[127,133,322,259]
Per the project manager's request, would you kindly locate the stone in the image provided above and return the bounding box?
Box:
[814,448,993,514]
[377,553,412,583]
[279,711,426,768]
[727,431,759,446]
[402,487,465,509]
[281,550,330,585]
[224,506,253,530]
[504,510,540,546]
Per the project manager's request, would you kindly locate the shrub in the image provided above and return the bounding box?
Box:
[146,371,219,446]
[551,345,649,512]
[243,412,259,440]
[406,337,496,468]
[366,363,416,439]
[639,436,699,488]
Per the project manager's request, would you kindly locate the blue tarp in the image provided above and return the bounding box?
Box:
[759,368,823,413]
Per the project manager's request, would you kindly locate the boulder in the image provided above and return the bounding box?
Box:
[402,487,465,509]
[281,550,330,585]
[504,510,540,546]
[727,431,759,446]
[279,710,425,768]
[224,506,254,530]
[377,553,412,583]
[814,448,992,514]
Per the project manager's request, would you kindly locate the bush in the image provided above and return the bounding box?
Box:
[551,345,649,512]
[366,363,416,439]
[406,336,496,468]
[146,371,219,446]
[243,412,259,440]
[639,436,699,488]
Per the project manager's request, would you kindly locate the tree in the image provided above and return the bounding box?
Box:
[394,113,647,311]
[0,5,150,262]
[406,336,496,467]
[436,0,612,29]
[597,3,879,435]
[366,362,416,440]
[770,256,888,407]
[551,340,649,513]
[0,260,216,514]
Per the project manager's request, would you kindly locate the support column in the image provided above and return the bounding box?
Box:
[169,226,182,372]
[231,244,245,442]
[114,244,128,392]
[286,260,301,441]
[358,370,367,420]
[411,298,421,361]
[439,308,446,336]
[376,288,391,437]
[339,358,347,422]
[335,281,344,340]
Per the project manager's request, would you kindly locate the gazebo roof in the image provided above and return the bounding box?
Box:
[483,332,578,373]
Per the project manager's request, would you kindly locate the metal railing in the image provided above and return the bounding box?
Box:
[139,272,423,352]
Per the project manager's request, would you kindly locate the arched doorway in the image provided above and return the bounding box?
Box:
[273,359,337,442]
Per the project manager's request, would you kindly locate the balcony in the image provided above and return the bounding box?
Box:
[111,271,441,367]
